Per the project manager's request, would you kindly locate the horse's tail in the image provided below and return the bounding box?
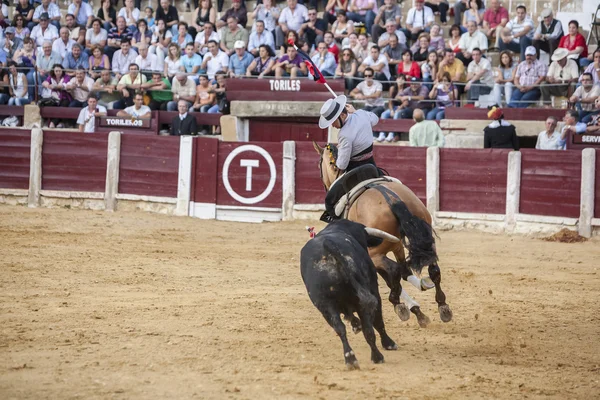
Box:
[390,200,438,274]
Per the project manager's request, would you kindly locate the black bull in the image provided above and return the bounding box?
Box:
[300,220,399,369]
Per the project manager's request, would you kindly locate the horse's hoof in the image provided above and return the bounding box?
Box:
[439,304,453,322]
[352,324,362,334]
[383,342,398,351]
[411,306,431,328]
[394,303,410,321]
[420,277,435,291]
[345,358,360,370]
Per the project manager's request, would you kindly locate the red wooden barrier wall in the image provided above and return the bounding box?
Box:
[595,150,600,219]
[439,149,509,214]
[520,149,581,218]
[375,146,427,204]
[42,131,108,192]
[192,138,219,204]
[216,142,283,208]
[249,118,327,142]
[295,141,324,204]
[119,135,179,198]
[0,130,30,190]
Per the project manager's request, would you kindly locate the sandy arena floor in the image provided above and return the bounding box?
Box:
[1,205,599,399]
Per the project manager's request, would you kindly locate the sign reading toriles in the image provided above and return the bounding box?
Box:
[222,145,277,205]
[269,79,301,91]
[99,117,151,128]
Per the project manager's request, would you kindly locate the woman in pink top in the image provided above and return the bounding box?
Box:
[558,20,588,65]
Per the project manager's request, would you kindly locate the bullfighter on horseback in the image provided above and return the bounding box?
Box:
[318,94,381,222]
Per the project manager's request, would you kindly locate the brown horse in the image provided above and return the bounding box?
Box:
[313,142,452,325]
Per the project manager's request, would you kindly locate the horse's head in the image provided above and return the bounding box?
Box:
[313,141,340,191]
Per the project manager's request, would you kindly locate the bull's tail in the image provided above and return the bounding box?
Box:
[391,201,438,274]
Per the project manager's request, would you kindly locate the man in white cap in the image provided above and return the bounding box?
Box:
[540,48,578,106]
[228,40,253,77]
[532,9,563,58]
[508,46,547,108]
[318,94,380,221]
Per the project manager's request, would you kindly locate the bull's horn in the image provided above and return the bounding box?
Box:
[365,228,400,243]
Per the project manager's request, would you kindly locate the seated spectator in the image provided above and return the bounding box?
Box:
[89,45,110,79]
[352,33,374,64]
[191,0,216,38]
[411,33,431,64]
[30,13,58,49]
[421,51,439,83]
[409,108,445,147]
[540,48,578,107]
[12,15,31,41]
[228,41,254,77]
[6,61,30,106]
[280,30,299,57]
[207,72,228,119]
[106,17,133,61]
[325,0,350,25]
[246,44,276,78]
[192,75,216,114]
[359,45,391,82]
[97,0,117,32]
[66,68,94,108]
[532,9,563,59]
[383,34,404,79]
[405,0,434,43]
[116,92,152,118]
[172,22,193,50]
[53,27,76,59]
[135,44,158,74]
[63,44,89,77]
[14,38,36,97]
[535,116,564,150]
[276,0,308,49]
[220,16,249,57]
[397,49,421,79]
[3,28,24,61]
[217,0,247,30]
[248,20,275,57]
[465,48,493,103]
[274,45,307,78]
[425,0,449,25]
[581,50,600,87]
[558,20,588,66]
[378,20,407,50]
[195,22,219,56]
[77,95,107,133]
[429,25,445,55]
[151,18,172,66]
[491,50,515,106]
[116,63,147,109]
[167,73,197,112]
[40,64,71,128]
[144,7,155,29]
[252,0,280,36]
[582,106,600,133]
[350,67,385,118]
[347,0,377,36]
[155,0,179,33]
[33,0,61,31]
[508,46,547,108]
[335,48,358,90]
[132,19,152,52]
[15,0,34,31]
[86,19,109,54]
[458,21,488,66]
[201,40,229,80]
[181,42,203,82]
[312,41,337,77]
[68,0,93,29]
[141,70,172,110]
[437,48,466,95]
[481,0,509,49]
[323,32,340,62]
[569,73,600,123]
[93,68,120,110]
[461,0,484,30]
[34,41,62,100]
[119,0,141,30]
[483,106,519,149]
[427,72,455,120]
[64,13,86,49]
[499,5,533,61]
[331,10,354,45]
[392,77,429,119]
[164,43,183,81]
[560,109,587,138]
[112,40,138,80]
[299,7,327,49]
[171,100,198,136]
[447,24,462,54]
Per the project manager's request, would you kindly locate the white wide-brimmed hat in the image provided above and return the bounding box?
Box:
[319,95,347,129]
[551,48,569,62]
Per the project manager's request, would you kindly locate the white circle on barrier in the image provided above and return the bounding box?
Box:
[222,145,277,205]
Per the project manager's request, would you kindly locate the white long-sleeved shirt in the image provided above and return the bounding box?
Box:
[336,109,379,170]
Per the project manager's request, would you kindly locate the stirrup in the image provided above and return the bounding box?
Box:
[320,211,339,223]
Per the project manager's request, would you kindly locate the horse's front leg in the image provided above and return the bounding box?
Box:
[429,262,453,322]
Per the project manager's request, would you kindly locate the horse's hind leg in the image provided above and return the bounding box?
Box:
[377,255,410,321]
[429,262,453,322]
[392,248,431,327]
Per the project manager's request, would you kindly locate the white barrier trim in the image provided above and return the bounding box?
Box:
[190,202,216,219]
[294,203,325,211]
[436,211,504,221]
[216,205,282,212]
[282,141,296,221]
[579,148,596,238]
[505,151,521,232]
[175,135,194,216]
[0,189,29,196]
[104,131,121,211]
[116,193,177,204]
[515,213,578,226]
[40,190,104,199]
[426,147,440,220]
[592,218,600,227]
[28,128,42,208]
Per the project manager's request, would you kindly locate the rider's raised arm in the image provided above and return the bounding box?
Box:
[336,135,351,172]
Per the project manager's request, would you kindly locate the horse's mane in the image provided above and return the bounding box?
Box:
[325,143,338,165]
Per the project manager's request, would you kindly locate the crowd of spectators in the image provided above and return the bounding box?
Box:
[0,0,595,137]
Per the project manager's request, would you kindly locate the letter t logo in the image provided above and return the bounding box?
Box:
[240,159,259,191]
